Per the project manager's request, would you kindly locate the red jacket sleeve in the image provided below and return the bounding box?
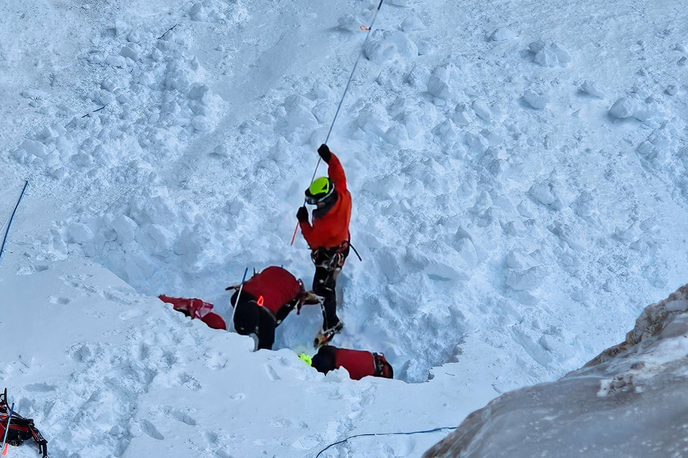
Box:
[299,220,314,246]
[327,153,347,193]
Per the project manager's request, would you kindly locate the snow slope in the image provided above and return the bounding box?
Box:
[2,251,476,458]
[422,283,688,458]
[1,0,688,456]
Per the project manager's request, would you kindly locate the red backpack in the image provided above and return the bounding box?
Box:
[0,389,48,457]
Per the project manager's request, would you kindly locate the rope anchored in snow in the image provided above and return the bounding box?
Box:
[312,425,457,457]
[323,0,384,147]
[0,181,29,268]
[291,0,385,245]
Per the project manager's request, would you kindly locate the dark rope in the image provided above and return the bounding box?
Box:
[291,0,386,245]
[313,425,456,457]
[81,105,107,118]
[159,23,179,40]
[323,0,385,146]
[349,242,362,261]
[0,181,29,267]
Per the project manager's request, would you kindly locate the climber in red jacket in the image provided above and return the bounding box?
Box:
[161,266,319,350]
[296,144,353,346]
[227,266,320,350]
[310,346,394,380]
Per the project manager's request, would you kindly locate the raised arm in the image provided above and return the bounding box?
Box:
[318,144,347,193]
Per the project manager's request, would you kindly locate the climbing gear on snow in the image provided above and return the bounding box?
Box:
[0,389,49,458]
[305,177,335,205]
[0,181,29,268]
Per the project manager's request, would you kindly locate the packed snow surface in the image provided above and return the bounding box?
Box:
[1,0,687,456]
[422,284,688,458]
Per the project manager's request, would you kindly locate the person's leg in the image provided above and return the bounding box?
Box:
[311,346,338,374]
[313,266,339,330]
[257,310,276,350]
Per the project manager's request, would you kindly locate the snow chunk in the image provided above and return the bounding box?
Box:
[528,40,571,67]
[337,14,366,32]
[68,223,95,244]
[427,67,454,100]
[13,139,49,161]
[189,3,206,21]
[464,131,489,153]
[490,27,516,42]
[385,31,418,59]
[110,215,138,243]
[282,95,318,130]
[106,55,126,67]
[529,181,556,206]
[581,80,605,98]
[665,84,678,96]
[507,266,547,291]
[136,224,176,257]
[453,104,472,126]
[364,31,397,64]
[608,97,637,119]
[401,16,424,32]
[472,100,492,121]
[120,46,138,61]
[523,90,549,109]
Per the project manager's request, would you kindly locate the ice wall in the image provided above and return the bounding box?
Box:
[422,284,688,458]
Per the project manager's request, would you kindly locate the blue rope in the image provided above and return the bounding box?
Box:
[313,425,456,457]
[0,181,29,268]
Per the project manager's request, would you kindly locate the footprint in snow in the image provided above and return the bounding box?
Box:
[204,350,228,370]
[165,407,197,426]
[49,296,70,305]
[119,308,147,320]
[24,382,57,392]
[140,419,164,440]
[264,364,281,381]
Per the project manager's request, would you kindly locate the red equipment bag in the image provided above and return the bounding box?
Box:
[0,389,49,457]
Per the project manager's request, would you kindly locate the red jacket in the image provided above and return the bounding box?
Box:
[159,295,227,330]
[334,348,376,381]
[299,153,352,249]
[241,266,302,314]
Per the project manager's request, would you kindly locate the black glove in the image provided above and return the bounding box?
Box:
[317,144,331,163]
[297,206,309,223]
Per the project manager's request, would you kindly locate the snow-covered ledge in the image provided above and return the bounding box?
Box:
[422,284,688,458]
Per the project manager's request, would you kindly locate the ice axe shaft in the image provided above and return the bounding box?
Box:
[1,403,15,454]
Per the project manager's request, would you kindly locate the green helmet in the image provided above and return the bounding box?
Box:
[305,177,335,205]
[298,353,313,366]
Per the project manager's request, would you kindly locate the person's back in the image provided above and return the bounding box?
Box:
[311,346,393,380]
[230,266,314,350]
[240,266,302,316]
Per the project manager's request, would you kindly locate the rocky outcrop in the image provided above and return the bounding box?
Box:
[423,284,688,458]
